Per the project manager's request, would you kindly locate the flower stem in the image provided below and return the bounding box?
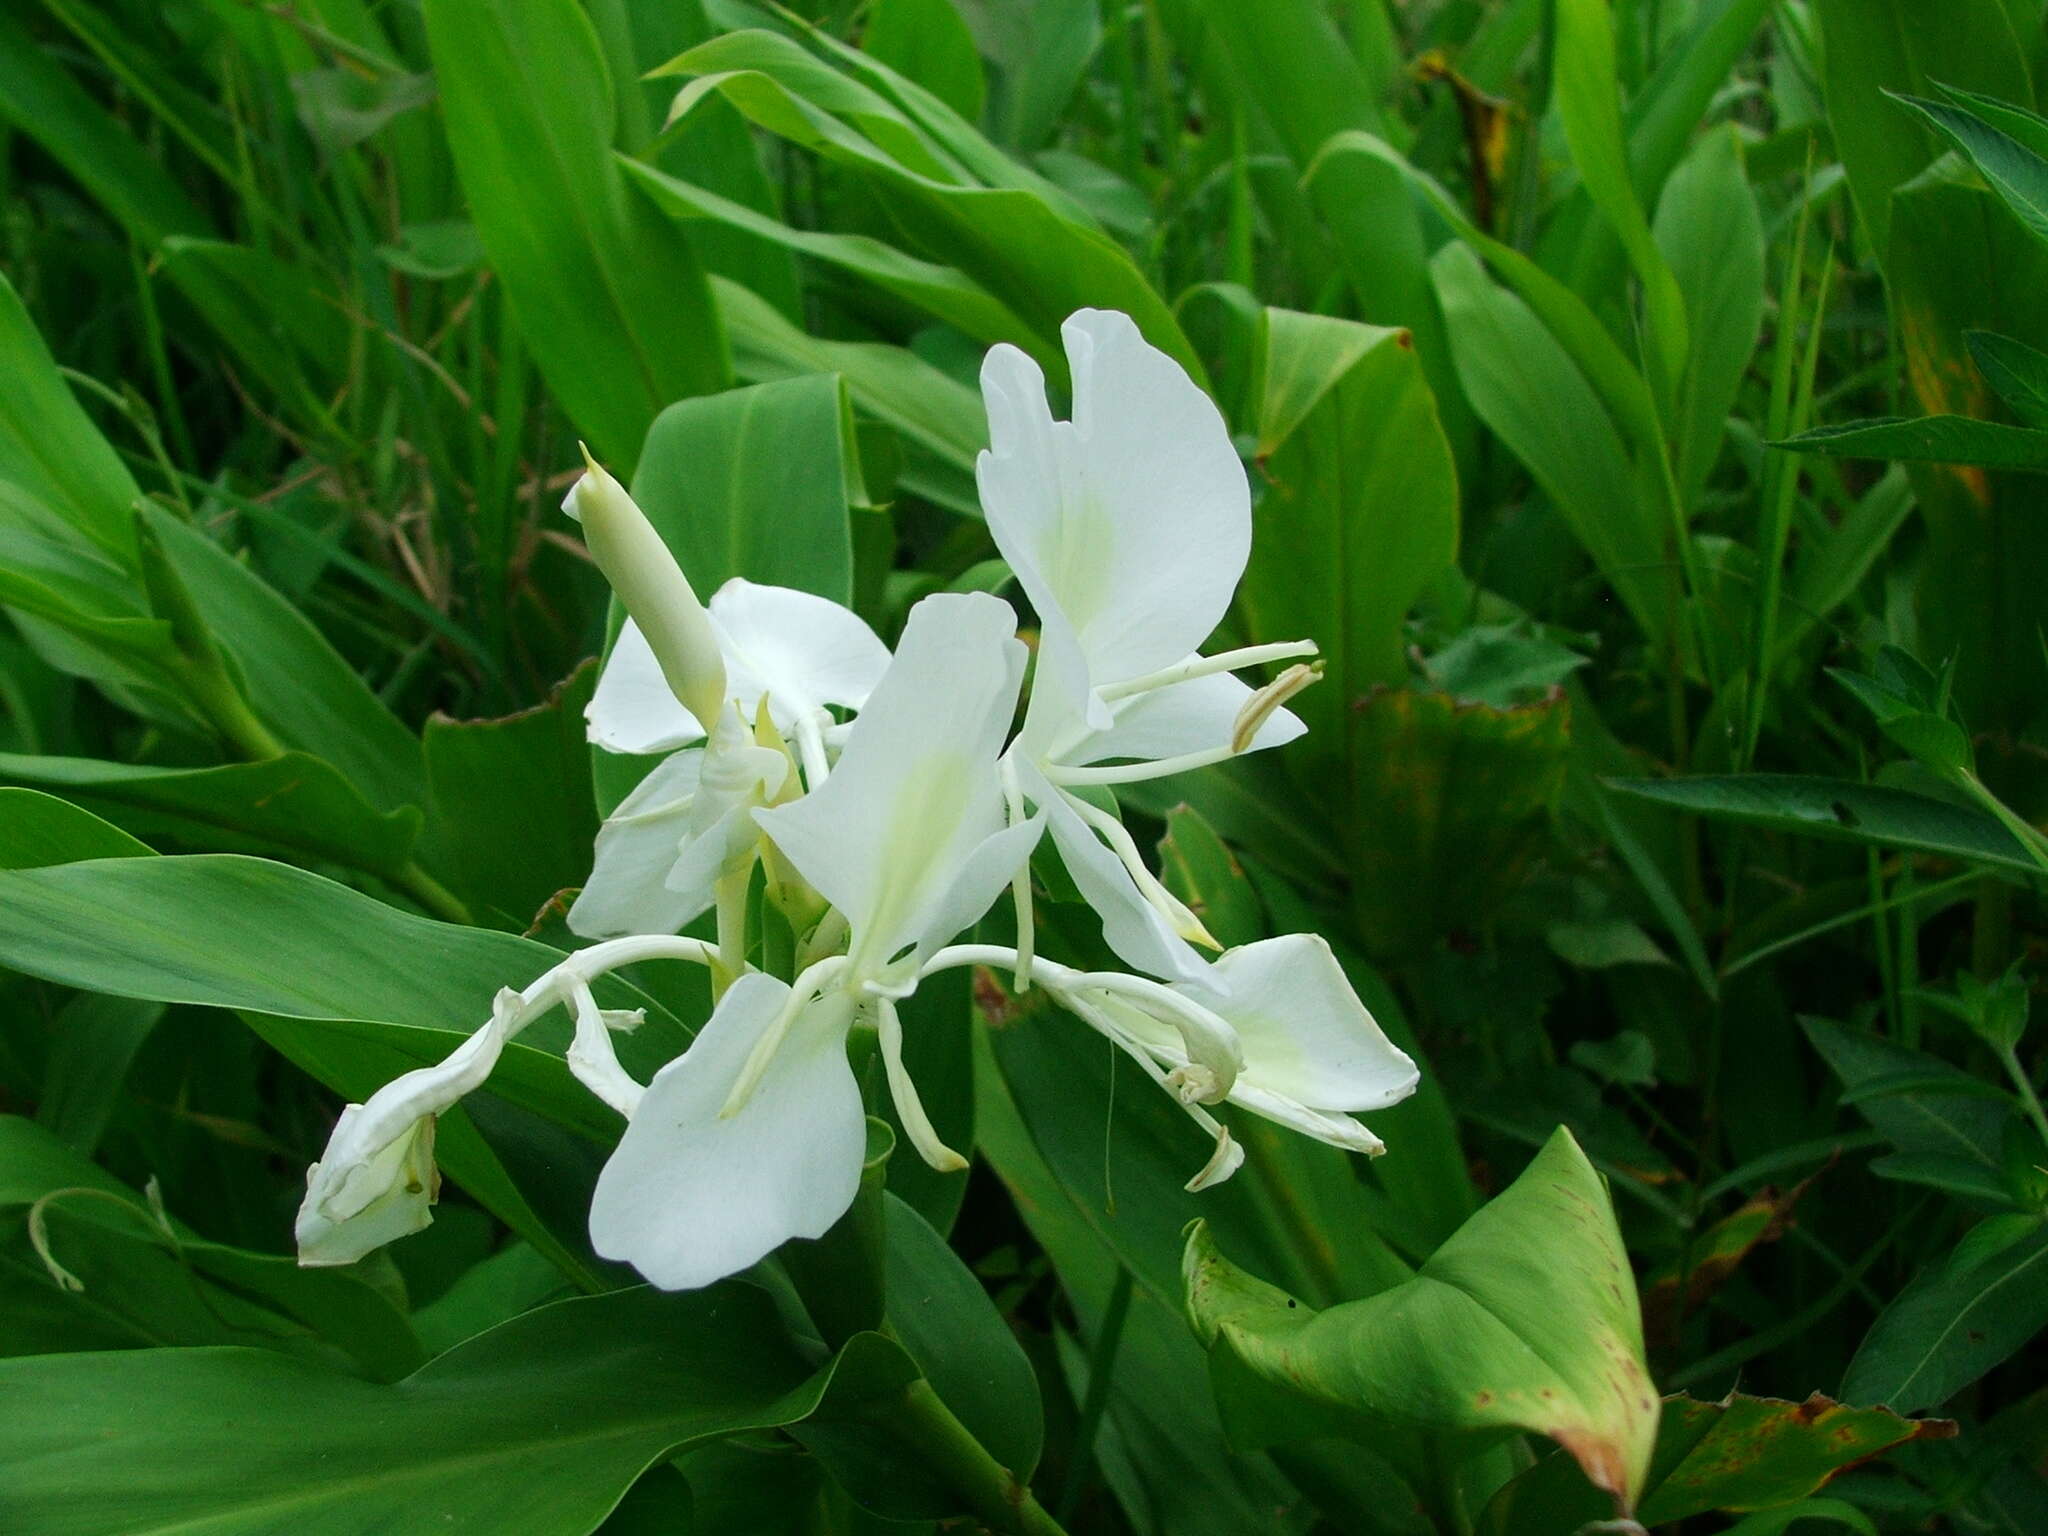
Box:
[2000,1046,2048,1152]
[394,860,473,926]
[886,1377,1071,1536]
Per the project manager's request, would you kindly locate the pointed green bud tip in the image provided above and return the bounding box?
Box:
[565,446,728,731]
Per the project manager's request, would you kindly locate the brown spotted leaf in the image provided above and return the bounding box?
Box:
[1184,1127,1658,1514]
[1478,1389,1956,1533]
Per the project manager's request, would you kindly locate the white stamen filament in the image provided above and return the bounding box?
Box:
[719,954,848,1119]
[1068,971,1242,1102]
[1058,990,1245,1191]
[1059,791,1220,949]
[1046,744,1239,788]
[1095,639,1320,703]
[792,708,832,790]
[876,997,968,1172]
[1000,754,1036,992]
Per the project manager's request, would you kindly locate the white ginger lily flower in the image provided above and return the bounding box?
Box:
[563,451,889,941]
[586,592,1049,1289]
[976,311,1317,984]
[585,578,891,778]
[1068,935,1417,1161]
[921,932,1415,1190]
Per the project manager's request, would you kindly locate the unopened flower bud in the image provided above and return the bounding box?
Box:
[295,1107,440,1266]
[565,446,728,732]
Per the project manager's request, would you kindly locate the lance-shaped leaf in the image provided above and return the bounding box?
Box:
[422,0,728,471]
[0,751,421,879]
[1183,1127,1659,1514]
[1609,774,2045,886]
[0,1284,826,1535]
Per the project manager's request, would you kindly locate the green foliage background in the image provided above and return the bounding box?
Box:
[0,0,2043,1531]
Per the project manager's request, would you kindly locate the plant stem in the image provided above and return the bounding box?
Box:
[889,1377,1071,1536]
[2000,1048,2048,1153]
[176,654,286,762]
[395,860,473,926]
[1057,1265,1134,1520]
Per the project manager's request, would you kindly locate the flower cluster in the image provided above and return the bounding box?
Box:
[296,311,1418,1291]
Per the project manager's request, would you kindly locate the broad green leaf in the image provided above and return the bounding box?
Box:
[149,502,425,814]
[1883,169,2048,738]
[1431,244,1665,639]
[882,1193,1042,1480]
[1170,2,1468,454]
[1893,87,2048,247]
[423,0,728,470]
[0,854,687,1123]
[657,31,1199,382]
[1802,1017,2009,1204]
[0,1116,423,1383]
[1655,127,1765,507]
[1607,774,2044,884]
[420,663,599,927]
[1810,0,2030,256]
[1308,131,1666,471]
[631,374,865,603]
[863,0,985,123]
[410,1242,570,1355]
[0,788,153,869]
[626,157,1035,351]
[0,277,144,558]
[1780,414,2048,470]
[1185,1127,1659,1514]
[34,991,163,1154]
[1967,329,2048,426]
[0,1284,830,1535]
[1478,1390,1955,1533]
[971,0,1100,150]
[0,751,421,879]
[1342,687,1570,961]
[1238,307,1458,715]
[713,278,983,516]
[1843,1213,2048,1411]
[1553,0,1688,396]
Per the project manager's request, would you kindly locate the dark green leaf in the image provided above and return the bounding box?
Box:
[1844,1214,2048,1412]
[1608,774,2043,882]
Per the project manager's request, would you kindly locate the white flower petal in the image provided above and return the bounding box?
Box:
[709,579,892,726]
[975,312,1249,692]
[1033,774,1208,984]
[588,620,708,755]
[1193,935,1418,1112]
[588,976,864,1291]
[296,989,527,1265]
[1223,1083,1386,1155]
[295,1109,438,1265]
[1069,670,1304,766]
[755,592,1026,982]
[568,751,706,940]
